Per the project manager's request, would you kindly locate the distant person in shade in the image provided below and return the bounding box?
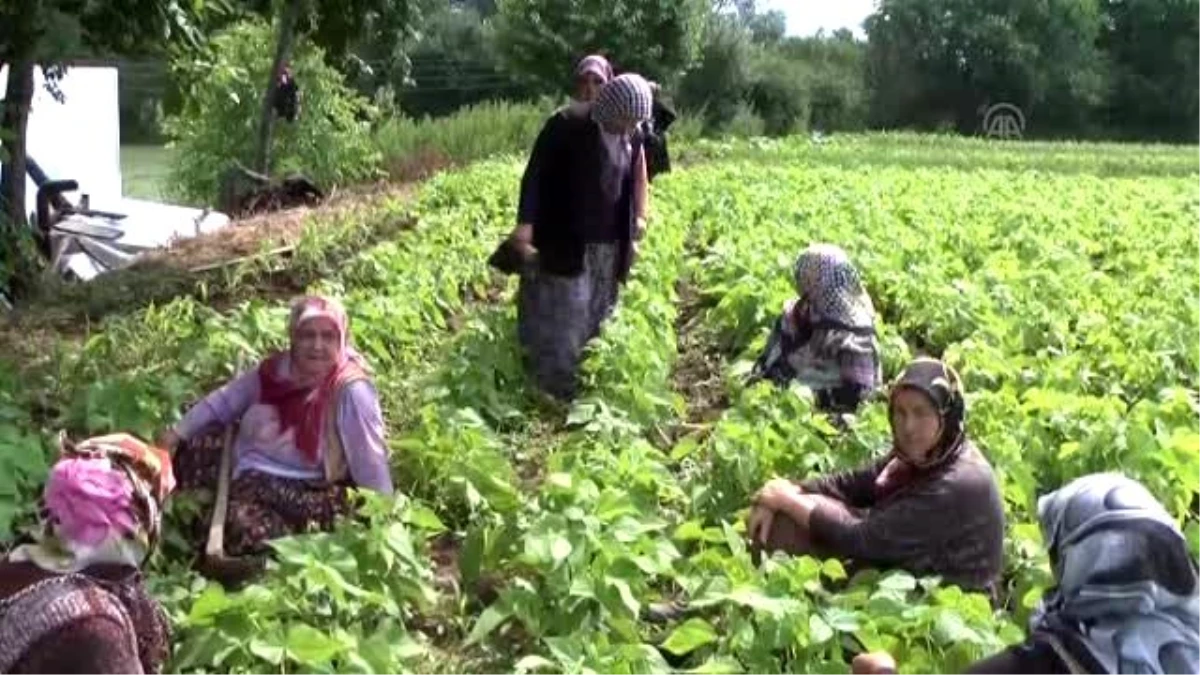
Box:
[509,73,654,401]
[642,80,677,182]
[161,295,392,558]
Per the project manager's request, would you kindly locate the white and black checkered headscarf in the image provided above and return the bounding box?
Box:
[793,243,876,329]
[592,73,653,133]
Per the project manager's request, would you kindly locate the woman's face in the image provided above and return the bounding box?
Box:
[889,387,943,463]
[291,317,341,377]
[576,72,605,102]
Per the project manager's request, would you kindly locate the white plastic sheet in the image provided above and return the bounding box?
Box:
[2,64,232,281]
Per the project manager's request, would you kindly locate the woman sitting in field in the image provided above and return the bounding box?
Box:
[161,295,392,558]
[853,472,1199,674]
[750,243,883,413]
[0,433,174,673]
[746,357,1006,595]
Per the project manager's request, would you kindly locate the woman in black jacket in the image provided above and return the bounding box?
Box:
[509,73,654,401]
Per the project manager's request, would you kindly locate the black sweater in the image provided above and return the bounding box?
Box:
[516,103,644,281]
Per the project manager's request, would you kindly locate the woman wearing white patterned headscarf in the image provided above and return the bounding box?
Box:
[506,73,654,401]
[750,243,883,412]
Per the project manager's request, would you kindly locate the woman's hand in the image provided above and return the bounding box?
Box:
[756,477,801,511]
[852,652,897,674]
[156,429,181,454]
[634,216,648,241]
[746,504,776,545]
[512,223,537,260]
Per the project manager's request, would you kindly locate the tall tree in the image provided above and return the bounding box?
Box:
[253,0,305,174]
[493,0,709,91]
[1098,0,1199,141]
[1,0,204,226]
[246,0,429,174]
[864,0,1108,135]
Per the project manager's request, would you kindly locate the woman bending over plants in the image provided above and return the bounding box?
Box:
[0,433,175,673]
[853,473,1199,674]
[746,357,1006,595]
[160,295,393,559]
[749,243,883,413]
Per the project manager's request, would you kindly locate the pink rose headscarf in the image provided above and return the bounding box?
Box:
[10,433,175,573]
[575,54,613,82]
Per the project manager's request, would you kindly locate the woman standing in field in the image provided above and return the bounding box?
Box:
[514,54,614,229]
[509,73,654,401]
[853,473,1199,674]
[571,54,612,103]
[161,295,393,559]
[564,54,673,180]
[750,243,883,412]
[0,433,174,673]
[642,80,677,182]
[747,357,1006,595]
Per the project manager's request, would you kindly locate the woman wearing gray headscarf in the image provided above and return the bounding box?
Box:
[508,73,654,400]
[853,472,1200,674]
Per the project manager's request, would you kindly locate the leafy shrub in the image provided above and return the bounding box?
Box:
[746,51,811,136]
[722,102,766,138]
[374,99,551,180]
[676,16,755,132]
[164,19,382,206]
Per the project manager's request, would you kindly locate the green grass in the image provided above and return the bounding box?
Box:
[121,144,174,201]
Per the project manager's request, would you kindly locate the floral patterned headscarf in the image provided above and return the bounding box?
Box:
[8,433,175,573]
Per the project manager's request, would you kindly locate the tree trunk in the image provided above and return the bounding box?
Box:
[1,60,34,228]
[253,0,304,176]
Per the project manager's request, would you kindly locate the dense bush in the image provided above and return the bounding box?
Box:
[677,18,868,138]
[374,99,552,180]
[163,19,382,206]
[745,51,811,136]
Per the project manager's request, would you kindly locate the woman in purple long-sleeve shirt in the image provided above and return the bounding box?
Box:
[162,295,393,558]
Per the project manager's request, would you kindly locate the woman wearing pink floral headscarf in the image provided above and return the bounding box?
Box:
[0,432,175,673]
[572,54,612,103]
[162,295,392,559]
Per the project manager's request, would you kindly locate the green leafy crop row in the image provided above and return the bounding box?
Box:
[0,134,1195,674]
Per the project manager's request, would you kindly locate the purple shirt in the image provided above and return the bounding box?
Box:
[174,366,393,495]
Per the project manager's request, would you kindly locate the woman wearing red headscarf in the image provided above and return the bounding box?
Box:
[160,295,392,557]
